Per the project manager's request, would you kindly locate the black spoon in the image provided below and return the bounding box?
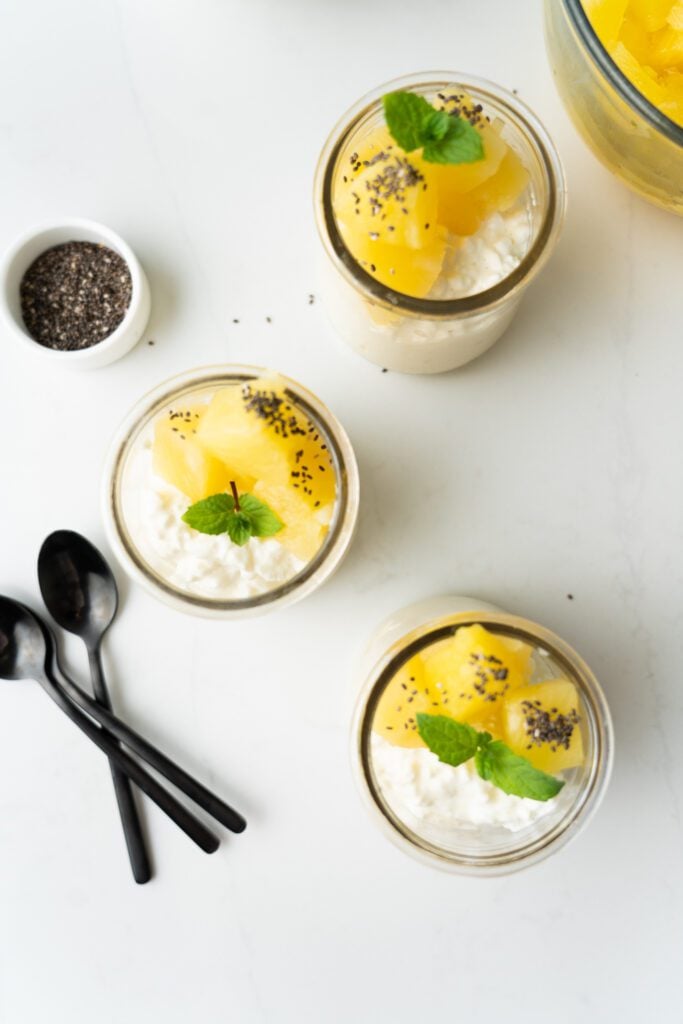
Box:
[38,530,150,884]
[37,533,246,836]
[0,596,219,855]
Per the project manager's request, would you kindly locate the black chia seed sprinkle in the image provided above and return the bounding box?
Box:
[20,241,132,351]
[520,700,580,750]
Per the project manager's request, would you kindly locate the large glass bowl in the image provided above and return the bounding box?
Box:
[544,0,683,213]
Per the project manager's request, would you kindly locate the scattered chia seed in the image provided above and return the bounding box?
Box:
[308,294,315,305]
[20,241,132,351]
[520,699,579,750]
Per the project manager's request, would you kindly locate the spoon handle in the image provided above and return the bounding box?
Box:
[88,647,151,884]
[42,670,220,855]
[60,672,247,835]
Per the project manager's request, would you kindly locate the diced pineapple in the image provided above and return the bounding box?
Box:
[585,0,683,125]
[373,654,431,748]
[152,404,234,502]
[253,480,326,562]
[584,0,629,46]
[430,118,508,198]
[503,680,584,773]
[333,126,446,295]
[197,387,290,484]
[421,624,533,725]
[629,0,673,33]
[438,148,529,237]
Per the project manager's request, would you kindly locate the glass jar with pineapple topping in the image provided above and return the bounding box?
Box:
[352,596,613,874]
[102,365,359,617]
[315,73,566,374]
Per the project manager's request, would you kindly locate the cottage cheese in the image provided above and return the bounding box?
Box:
[371,734,554,832]
[124,440,305,600]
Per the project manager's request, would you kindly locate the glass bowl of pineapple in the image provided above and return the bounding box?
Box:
[545,0,683,213]
[352,596,613,874]
[314,72,566,374]
[102,365,360,617]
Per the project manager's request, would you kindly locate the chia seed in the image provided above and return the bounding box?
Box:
[20,241,132,351]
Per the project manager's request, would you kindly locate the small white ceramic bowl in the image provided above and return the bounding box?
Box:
[0,218,151,369]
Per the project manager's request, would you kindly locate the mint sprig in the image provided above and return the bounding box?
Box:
[416,713,564,802]
[182,482,283,547]
[382,91,485,166]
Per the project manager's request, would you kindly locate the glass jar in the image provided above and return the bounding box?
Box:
[102,365,360,618]
[314,72,566,374]
[352,596,613,875]
[544,0,683,213]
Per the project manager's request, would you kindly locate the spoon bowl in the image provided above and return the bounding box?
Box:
[38,530,118,646]
[0,595,51,681]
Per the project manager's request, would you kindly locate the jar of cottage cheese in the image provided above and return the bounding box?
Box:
[314,73,567,374]
[352,597,613,874]
[102,365,359,618]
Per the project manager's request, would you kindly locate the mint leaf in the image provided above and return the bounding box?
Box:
[383,91,435,152]
[422,116,484,165]
[225,511,253,547]
[422,109,451,143]
[181,493,234,534]
[239,493,284,538]
[382,90,485,166]
[475,741,565,802]
[182,485,283,547]
[416,713,480,767]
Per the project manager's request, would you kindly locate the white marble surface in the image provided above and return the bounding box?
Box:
[0,1,681,1021]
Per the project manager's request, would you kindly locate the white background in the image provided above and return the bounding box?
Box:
[1,1,682,1021]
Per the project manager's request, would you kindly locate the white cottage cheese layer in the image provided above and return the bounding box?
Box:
[126,444,305,599]
[371,734,554,833]
[433,209,532,299]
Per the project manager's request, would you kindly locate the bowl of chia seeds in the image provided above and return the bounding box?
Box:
[0,218,151,368]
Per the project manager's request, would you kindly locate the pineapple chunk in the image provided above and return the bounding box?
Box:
[153,404,233,502]
[333,126,446,296]
[584,0,629,46]
[253,480,326,562]
[421,624,533,725]
[373,655,431,748]
[629,0,673,33]
[585,0,683,125]
[197,387,290,484]
[503,680,584,773]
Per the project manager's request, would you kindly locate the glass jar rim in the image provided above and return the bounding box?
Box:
[102,364,360,618]
[561,0,683,148]
[353,609,614,874]
[314,71,567,318]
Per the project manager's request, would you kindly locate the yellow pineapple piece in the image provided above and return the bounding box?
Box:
[440,148,530,237]
[585,0,683,125]
[649,25,683,70]
[629,0,673,33]
[252,480,326,561]
[503,680,584,773]
[197,387,290,484]
[421,624,533,725]
[373,655,431,748]
[669,3,683,30]
[333,126,446,296]
[584,0,629,46]
[430,120,507,200]
[152,404,234,502]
